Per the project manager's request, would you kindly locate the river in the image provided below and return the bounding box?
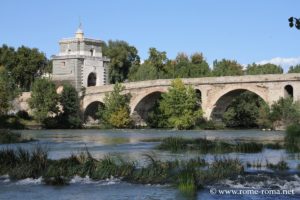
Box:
[0,129,299,200]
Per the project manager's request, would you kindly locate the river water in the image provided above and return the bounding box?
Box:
[0,129,299,200]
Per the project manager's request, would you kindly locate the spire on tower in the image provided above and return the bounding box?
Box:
[75,18,84,39]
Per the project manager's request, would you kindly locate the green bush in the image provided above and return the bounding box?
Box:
[285,123,300,152]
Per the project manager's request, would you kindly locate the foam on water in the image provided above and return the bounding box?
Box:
[16,177,43,185]
[69,175,121,185]
[218,174,300,193]
[0,175,10,183]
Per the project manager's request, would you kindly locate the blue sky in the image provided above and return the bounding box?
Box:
[1,0,300,71]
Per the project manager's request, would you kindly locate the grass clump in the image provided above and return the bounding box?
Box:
[157,137,188,152]
[234,142,263,153]
[177,168,197,196]
[91,155,135,180]
[209,157,244,180]
[6,146,48,180]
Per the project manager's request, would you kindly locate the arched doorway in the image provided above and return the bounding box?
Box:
[84,101,104,123]
[284,85,293,99]
[87,73,97,87]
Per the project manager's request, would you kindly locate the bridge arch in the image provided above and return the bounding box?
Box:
[130,87,168,125]
[206,86,269,120]
[84,101,104,123]
[130,87,168,114]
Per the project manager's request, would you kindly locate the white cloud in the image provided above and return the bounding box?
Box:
[255,57,300,72]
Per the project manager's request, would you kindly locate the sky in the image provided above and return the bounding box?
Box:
[1,0,300,71]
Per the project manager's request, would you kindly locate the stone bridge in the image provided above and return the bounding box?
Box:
[82,73,300,125]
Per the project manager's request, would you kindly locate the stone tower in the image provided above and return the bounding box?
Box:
[51,25,109,91]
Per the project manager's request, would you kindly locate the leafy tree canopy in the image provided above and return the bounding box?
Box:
[59,84,82,128]
[246,63,283,75]
[145,48,168,71]
[0,66,19,116]
[0,44,49,91]
[102,40,140,83]
[173,52,210,78]
[159,79,203,129]
[288,64,300,73]
[97,83,132,128]
[212,59,243,76]
[223,91,267,128]
[28,78,59,123]
[269,97,300,126]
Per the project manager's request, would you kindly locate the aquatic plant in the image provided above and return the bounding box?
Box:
[208,157,244,180]
[155,136,264,153]
[266,160,289,171]
[246,160,263,169]
[0,146,245,196]
[177,168,197,196]
[157,137,188,152]
[285,123,300,152]
[264,143,283,149]
[234,142,263,153]
[0,148,17,172]
[0,129,34,144]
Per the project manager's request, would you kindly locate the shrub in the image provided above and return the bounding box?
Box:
[285,123,300,152]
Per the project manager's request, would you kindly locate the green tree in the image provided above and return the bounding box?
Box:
[223,92,266,128]
[159,79,203,129]
[212,59,243,76]
[0,45,48,91]
[128,64,158,81]
[246,63,283,75]
[103,40,140,83]
[128,47,169,81]
[173,52,211,78]
[28,79,59,123]
[97,83,132,128]
[0,45,16,70]
[0,66,19,116]
[256,104,272,128]
[288,64,300,73]
[269,97,300,126]
[59,84,82,128]
[145,48,168,78]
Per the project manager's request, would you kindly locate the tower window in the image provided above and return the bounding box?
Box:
[61,61,65,67]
